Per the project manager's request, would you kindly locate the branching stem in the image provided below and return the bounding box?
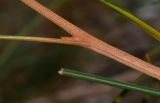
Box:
[4,0,159,80]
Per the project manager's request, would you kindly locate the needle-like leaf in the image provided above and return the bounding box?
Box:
[59,68,160,96]
[99,0,160,41]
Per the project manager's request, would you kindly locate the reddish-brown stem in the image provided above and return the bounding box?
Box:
[21,0,160,80]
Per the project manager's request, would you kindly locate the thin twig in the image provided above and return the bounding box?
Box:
[0,35,88,47]
[19,0,160,80]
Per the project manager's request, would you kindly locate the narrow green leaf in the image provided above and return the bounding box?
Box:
[99,0,160,41]
[59,68,160,96]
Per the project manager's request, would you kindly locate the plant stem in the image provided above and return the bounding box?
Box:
[59,68,160,96]
[0,35,88,47]
[20,0,160,80]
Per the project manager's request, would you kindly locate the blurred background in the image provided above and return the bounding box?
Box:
[0,0,159,103]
